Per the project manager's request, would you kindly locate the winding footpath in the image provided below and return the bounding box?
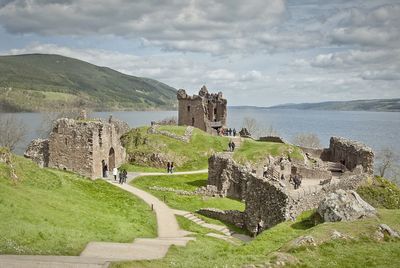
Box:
[0,169,246,268]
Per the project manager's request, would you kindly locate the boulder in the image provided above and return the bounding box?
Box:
[317,189,376,222]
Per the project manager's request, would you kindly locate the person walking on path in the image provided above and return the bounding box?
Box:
[231,141,236,152]
[112,167,118,181]
[123,169,128,184]
[229,128,232,136]
[233,128,237,137]
[167,162,171,173]
[170,162,175,174]
[118,170,124,184]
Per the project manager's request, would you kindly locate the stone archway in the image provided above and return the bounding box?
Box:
[109,147,115,171]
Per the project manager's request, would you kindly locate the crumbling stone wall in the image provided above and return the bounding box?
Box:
[204,146,372,235]
[196,208,245,228]
[259,136,286,143]
[24,139,49,168]
[208,153,251,200]
[329,137,374,173]
[25,117,129,179]
[177,86,227,134]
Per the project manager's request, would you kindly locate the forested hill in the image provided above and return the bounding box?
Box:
[0,54,177,112]
[268,98,400,112]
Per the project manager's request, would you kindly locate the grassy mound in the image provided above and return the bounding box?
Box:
[357,176,400,209]
[112,209,400,268]
[0,155,156,255]
[122,126,304,171]
[233,139,303,166]
[122,126,229,171]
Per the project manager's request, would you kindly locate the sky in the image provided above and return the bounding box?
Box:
[0,0,399,106]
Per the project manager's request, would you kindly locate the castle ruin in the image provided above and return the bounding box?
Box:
[177,86,227,134]
[25,116,130,179]
[197,136,374,235]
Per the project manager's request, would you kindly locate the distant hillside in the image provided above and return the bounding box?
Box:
[0,54,177,112]
[267,98,400,112]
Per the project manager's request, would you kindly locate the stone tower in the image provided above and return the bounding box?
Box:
[177,86,227,134]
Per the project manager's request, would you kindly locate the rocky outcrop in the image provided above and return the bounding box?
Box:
[317,189,376,222]
[24,139,49,168]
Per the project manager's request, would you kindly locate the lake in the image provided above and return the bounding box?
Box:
[6,108,400,163]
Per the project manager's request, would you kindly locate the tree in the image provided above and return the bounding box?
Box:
[241,117,279,139]
[292,133,322,148]
[377,147,399,178]
[0,114,26,151]
[242,117,258,136]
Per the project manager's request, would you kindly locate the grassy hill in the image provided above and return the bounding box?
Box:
[267,98,400,112]
[121,126,303,172]
[0,54,177,112]
[0,153,156,255]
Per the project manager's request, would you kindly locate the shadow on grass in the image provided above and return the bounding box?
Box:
[291,211,321,230]
[186,180,207,187]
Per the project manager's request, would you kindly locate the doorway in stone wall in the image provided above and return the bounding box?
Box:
[108,147,115,171]
[109,147,115,171]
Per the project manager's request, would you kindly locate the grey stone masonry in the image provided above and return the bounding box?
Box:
[25,117,129,179]
[329,137,374,174]
[177,86,227,134]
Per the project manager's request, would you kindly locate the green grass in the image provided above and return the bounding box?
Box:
[233,139,303,166]
[357,176,400,209]
[123,126,229,171]
[131,173,244,212]
[112,210,400,268]
[158,125,187,136]
[0,155,157,255]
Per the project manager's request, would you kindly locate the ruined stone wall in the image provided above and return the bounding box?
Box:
[177,86,227,134]
[243,176,290,234]
[48,119,94,177]
[329,137,374,173]
[296,166,332,181]
[205,151,371,235]
[196,208,245,228]
[258,136,286,143]
[46,118,127,178]
[208,153,251,200]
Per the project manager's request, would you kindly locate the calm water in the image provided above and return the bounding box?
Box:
[6,108,400,161]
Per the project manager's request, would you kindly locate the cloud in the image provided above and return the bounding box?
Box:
[361,71,400,81]
[0,0,289,54]
[327,4,400,48]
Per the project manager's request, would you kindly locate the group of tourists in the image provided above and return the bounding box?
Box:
[167,162,175,174]
[112,167,128,184]
[219,128,237,137]
[228,140,236,152]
